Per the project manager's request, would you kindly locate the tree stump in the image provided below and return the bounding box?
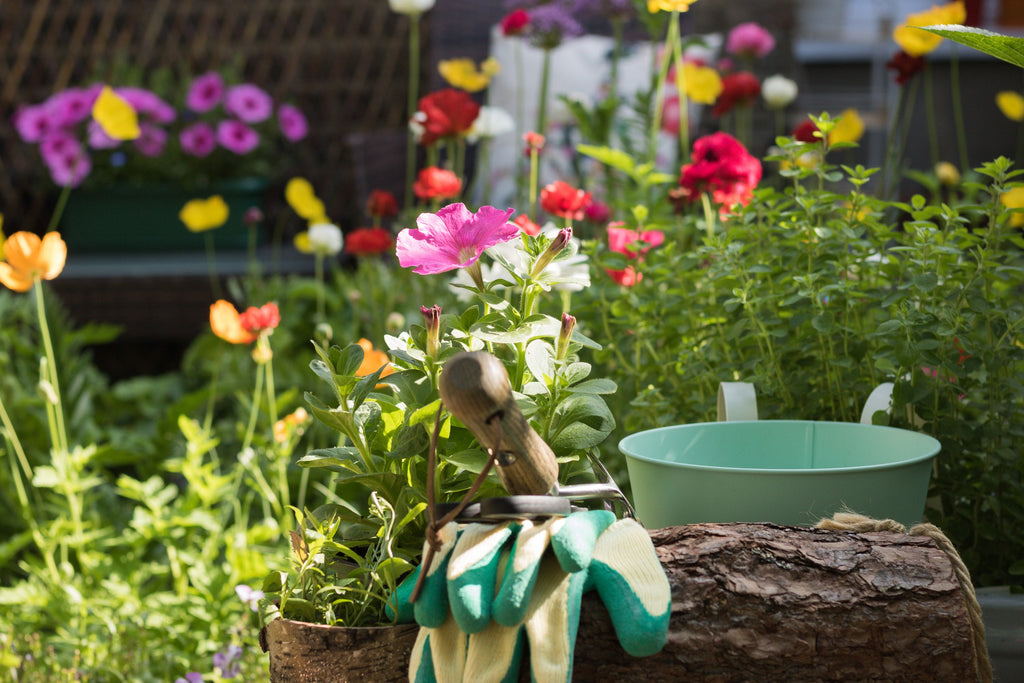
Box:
[263,523,980,682]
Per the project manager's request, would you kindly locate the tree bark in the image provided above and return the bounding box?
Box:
[263,523,979,682]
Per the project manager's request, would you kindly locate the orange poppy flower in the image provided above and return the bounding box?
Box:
[0,231,67,292]
[210,299,258,344]
[356,338,395,384]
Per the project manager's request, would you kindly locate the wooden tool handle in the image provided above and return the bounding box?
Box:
[438,351,559,495]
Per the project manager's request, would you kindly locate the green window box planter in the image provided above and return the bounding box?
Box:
[59,177,267,253]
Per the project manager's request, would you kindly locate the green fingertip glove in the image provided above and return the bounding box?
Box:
[411,521,461,628]
[445,522,516,634]
[550,509,616,573]
[587,517,672,657]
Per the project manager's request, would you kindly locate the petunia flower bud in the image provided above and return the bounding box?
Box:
[421,304,442,358]
[556,313,576,361]
[530,227,572,279]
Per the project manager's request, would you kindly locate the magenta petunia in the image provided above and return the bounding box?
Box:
[41,134,91,187]
[47,87,98,127]
[134,123,168,157]
[186,71,225,113]
[277,103,308,141]
[224,84,274,124]
[115,87,176,124]
[179,122,217,157]
[396,203,517,275]
[217,119,260,154]
[86,120,120,149]
[13,104,59,143]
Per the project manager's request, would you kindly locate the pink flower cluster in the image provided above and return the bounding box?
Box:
[13,71,309,188]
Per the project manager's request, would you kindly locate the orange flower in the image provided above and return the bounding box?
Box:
[274,407,309,443]
[356,338,395,384]
[238,302,281,334]
[210,299,258,344]
[413,167,462,200]
[0,231,67,292]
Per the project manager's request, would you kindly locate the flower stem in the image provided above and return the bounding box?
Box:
[404,13,422,212]
[948,46,970,172]
[648,12,679,166]
[34,277,68,454]
[46,184,73,234]
[669,16,689,162]
[535,48,552,142]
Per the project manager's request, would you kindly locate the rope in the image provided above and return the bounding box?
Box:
[816,512,993,683]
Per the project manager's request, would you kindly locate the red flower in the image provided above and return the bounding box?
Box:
[366,189,399,219]
[514,214,541,236]
[712,71,761,117]
[413,166,462,200]
[584,200,611,224]
[792,118,821,144]
[522,130,546,157]
[415,88,481,146]
[238,302,281,334]
[605,223,665,287]
[345,227,395,257]
[501,9,530,36]
[540,180,592,220]
[676,132,762,217]
[886,50,926,86]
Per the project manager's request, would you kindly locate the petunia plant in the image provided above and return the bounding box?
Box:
[259,199,616,627]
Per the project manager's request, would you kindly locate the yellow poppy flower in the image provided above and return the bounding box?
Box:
[285,177,328,223]
[92,86,140,141]
[438,58,493,93]
[647,0,698,12]
[481,57,501,78]
[1000,187,1024,228]
[996,91,1024,122]
[293,231,312,254]
[209,299,257,344]
[828,109,865,145]
[179,195,229,233]
[0,231,67,292]
[893,1,966,57]
[682,62,722,105]
[935,161,960,186]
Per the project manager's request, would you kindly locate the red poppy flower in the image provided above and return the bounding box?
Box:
[415,88,481,146]
[413,167,462,200]
[712,71,761,117]
[540,180,592,220]
[501,9,530,36]
[238,302,281,334]
[365,189,399,219]
[676,132,762,217]
[792,118,821,144]
[514,214,541,236]
[345,226,395,257]
[886,50,926,86]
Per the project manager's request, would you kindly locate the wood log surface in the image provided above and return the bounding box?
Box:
[263,523,979,682]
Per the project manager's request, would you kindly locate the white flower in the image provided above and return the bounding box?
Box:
[467,106,515,143]
[308,222,343,255]
[388,0,435,15]
[409,111,426,143]
[235,584,264,612]
[762,75,798,109]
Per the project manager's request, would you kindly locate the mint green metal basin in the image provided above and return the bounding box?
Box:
[620,421,940,529]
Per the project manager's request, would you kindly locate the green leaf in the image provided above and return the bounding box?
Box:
[576,144,635,174]
[918,25,1024,69]
[299,447,364,470]
[566,378,618,395]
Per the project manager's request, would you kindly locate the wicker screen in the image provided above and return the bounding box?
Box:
[0,0,425,235]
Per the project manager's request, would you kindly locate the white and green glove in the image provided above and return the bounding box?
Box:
[390,510,671,683]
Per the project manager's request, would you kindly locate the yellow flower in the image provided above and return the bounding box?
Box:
[179,195,229,233]
[438,58,495,93]
[893,1,966,57]
[209,299,257,344]
[648,0,698,12]
[481,57,501,78]
[0,231,67,292]
[293,231,312,254]
[996,91,1024,122]
[1000,187,1024,228]
[935,161,960,186]
[92,86,140,141]
[682,62,722,105]
[828,109,865,145]
[285,177,328,223]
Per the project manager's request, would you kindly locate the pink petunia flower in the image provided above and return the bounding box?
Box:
[396,203,517,275]
[277,103,308,141]
[133,123,168,157]
[42,135,91,188]
[224,84,274,124]
[86,120,120,149]
[217,119,260,154]
[180,122,217,157]
[13,104,60,143]
[115,87,175,124]
[186,71,225,113]
[48,87,98,127]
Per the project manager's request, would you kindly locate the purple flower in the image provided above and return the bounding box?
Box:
[87,120,120,149]
[726,22,775,59]
[186,71,225,112]
[525,3,583,50]
[277,103,308,142]
[212,644,243,679]
[224,84,273,124]
[396,203,517,275]
[13,104,59,143]
[180,122,217,157]
[47,87,98,127]
[174,674,204,683]
[133,122,168,157]
[234,584,265,612]
[115,87,176,124]
[216,120,260,154]
[41,134,91,187]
